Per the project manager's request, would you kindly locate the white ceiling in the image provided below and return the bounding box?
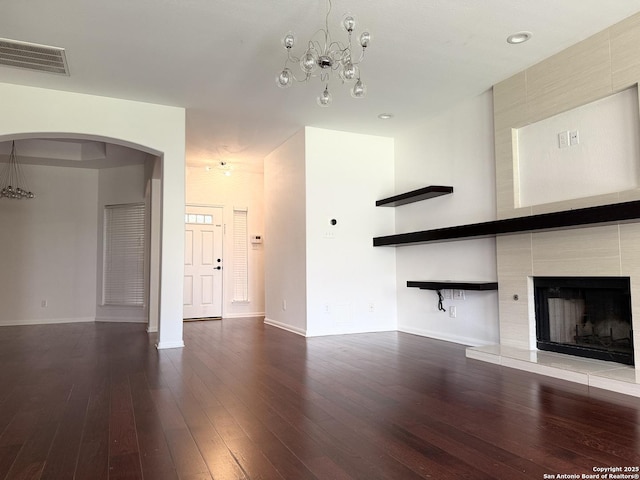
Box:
[2,0,640,169]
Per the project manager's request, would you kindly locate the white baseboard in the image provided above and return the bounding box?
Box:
[156,341,185,349]
[398,324,495,347]
[263,317,306,336]
[223,312,265,319]
[95,316,146,323]
[0,317,94,327]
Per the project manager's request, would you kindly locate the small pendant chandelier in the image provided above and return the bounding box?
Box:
[276,0,371,107]
[0,141,35,199]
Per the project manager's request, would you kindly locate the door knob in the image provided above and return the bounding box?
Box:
[214,266,222,270]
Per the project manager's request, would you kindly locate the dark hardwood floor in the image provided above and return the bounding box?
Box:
[0,318,638,479]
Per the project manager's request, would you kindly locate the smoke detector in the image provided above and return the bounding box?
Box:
[0,38,69,75]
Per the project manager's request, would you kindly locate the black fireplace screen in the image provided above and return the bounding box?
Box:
[534,277,634,365]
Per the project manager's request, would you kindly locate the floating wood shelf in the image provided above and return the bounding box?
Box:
[374,200,640,247]
[407,281,498,291]
[376,185,453,207]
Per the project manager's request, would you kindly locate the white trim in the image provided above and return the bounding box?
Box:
[223,312,265,319]
[147,326,158,333]
[95,316,147,323]
[0,317,94,327]
[398,325,494,347]
[264,317,306,336]
[156,340,185,349]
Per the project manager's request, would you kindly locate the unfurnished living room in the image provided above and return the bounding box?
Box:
[2,1,640,479]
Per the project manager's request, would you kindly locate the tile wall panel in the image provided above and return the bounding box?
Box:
[498,301,532,349]
[619,222,640,365]
[531,226,621,276]
[493,73,527,130]
[526,31,612,123]
[496,234,532,276]
[611,12,640,91]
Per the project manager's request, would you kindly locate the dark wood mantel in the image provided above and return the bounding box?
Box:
[374,200,640,247]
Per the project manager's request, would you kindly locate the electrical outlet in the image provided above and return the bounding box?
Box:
[443,289,452,299]
[41,300,48,308]
[570,130,579,146]
[449,306,456,318]
[453,289,465,300]
[368,302,375,312]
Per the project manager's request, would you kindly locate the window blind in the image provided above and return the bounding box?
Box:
[103,203,145,306]
[233,207,249,302]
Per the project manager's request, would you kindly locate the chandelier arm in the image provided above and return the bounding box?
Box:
[285,49,300,65]
[350,47,366,64]
[287,69,312,83]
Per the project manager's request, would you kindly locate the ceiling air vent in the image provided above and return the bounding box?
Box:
[0,38,69,76]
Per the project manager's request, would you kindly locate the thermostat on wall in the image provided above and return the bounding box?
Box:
[250,234,263,244]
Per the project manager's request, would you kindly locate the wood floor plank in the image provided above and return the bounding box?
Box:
[1,319,639,479]
[39,383,91,480]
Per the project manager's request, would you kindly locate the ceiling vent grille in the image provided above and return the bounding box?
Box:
[0,38,69,75]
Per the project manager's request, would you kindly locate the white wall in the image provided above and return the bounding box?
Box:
[186,165,265,318]
[0,164,98,325]
[394,91,500,346]
[264,127,396,336]
[0,82,186,349]
[304,127,396,336]
[96,161,148,323]
[263,130,308,334]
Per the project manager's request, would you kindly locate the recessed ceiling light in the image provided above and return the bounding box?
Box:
[507,31,532,44]
[378,113,393,120]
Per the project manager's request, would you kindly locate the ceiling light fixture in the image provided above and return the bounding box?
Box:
[506,31,532,44]
[0,141,35,199]
[276,0,370,106]
[378,113,393,120]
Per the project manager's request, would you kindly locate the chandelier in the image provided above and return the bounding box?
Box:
[276,0,371,106]
[0,141,35,199]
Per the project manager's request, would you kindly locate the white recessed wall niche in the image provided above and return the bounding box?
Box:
[515,87,640,208]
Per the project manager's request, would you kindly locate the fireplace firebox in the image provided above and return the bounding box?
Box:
[534,277,634,365]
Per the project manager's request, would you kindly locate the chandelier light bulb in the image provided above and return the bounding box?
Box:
[283,32,296,49]
[359,31,371,48]
[341,61,357,80]
[276,69,293,88]
[317,87,332,107]
[342,14,355,32]
[351,78,366,98]
[300,52,317,73]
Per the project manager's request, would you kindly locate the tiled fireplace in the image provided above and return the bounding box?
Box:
[467,224,640,397]
[473,13,640,397]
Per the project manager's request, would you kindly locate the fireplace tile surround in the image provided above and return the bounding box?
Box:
[466,222,640,397]
[474,12,640,397]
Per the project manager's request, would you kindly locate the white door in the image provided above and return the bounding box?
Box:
[183,207,223,319]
